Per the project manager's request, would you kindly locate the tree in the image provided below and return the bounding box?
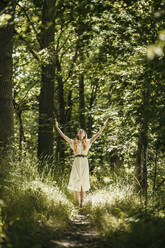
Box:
[9,0,165,191]
[0,0,16,155]
[37,0,56,160]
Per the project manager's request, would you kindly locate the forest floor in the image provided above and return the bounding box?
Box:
[47,211,107,248]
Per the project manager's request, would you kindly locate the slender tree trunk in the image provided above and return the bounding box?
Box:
[13,98,26,157]
[37,0,55,161]
[134,82,150,211]
[18,110,25,154]
[153,146,158,195]
[79,74,85,129]
[66,90,73,136]
[88,82,98,137]
[55,55,65,161]
[56,55,65,126]
[141,84,150,209]
[141,121,149,208]
[134,136,142,192]
[134,123,148,197]
[0,0,15,155]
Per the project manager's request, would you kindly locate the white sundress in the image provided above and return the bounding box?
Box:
[67,139,92,192]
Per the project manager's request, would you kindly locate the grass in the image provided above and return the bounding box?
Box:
[83,181,165,248]
[0,154,75,248]
[1,154,165,248]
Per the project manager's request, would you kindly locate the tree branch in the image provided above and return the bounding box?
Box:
[14,29,40,61]
[16,2,40,44]
[156,178,165,191]
[64,39,79,83]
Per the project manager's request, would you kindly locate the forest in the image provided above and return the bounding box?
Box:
[0,0,165,247]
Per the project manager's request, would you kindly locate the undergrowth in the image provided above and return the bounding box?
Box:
[0,154,75,248]
[83,179,165,248]
[1,153,165,248]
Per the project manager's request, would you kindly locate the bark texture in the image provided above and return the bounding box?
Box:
[37,0,56,160]
[0,0,15,153]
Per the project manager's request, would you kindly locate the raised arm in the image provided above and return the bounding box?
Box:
[90,118,109,145]
[55,119,72,145]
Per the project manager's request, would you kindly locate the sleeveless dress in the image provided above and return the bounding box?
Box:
[67,139,92,192]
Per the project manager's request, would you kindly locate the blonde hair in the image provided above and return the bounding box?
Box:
[74,129,87,153]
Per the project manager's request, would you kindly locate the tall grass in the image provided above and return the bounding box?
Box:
[1,153,165,248]
[0,153,75,248]
[83,175,165,248]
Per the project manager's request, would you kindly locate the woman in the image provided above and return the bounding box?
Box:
[55,118,109,208]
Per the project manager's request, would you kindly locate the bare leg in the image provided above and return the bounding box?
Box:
[80,187,85,208]
[75,191,80,207]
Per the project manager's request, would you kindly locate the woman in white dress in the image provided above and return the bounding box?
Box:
[55,118,108,208]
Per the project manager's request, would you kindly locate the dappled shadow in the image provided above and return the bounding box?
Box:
[3,203,165,248]
[48,213,107,248]
[3,212,108,248]
[99,215,165,248]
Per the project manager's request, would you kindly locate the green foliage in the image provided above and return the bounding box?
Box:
[12,0,165,171]
[0,154,74,248]
[1,0,165,247]
[0,199,7,248]
[83,183,165,248]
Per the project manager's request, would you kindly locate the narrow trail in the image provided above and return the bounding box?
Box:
[49,212,108,248]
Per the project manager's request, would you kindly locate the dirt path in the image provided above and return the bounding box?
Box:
[48,212,108,248]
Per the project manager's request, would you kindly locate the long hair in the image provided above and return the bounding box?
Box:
[74,129,87,153]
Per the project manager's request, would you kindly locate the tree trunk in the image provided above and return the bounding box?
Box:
[141,121,149,209]
[153,146,158,195]
[134,84,149,209]
[79,74,86,129]
[0,0,15,155]
[37,0,55,161]
[18,110,25,155]
[56,55,65,126]
[38,65,55,159]
[55,55,65,162]
[66,90,73,136]
[134,135,143,192]
[88,82,98,137]
[134,123,148,196]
